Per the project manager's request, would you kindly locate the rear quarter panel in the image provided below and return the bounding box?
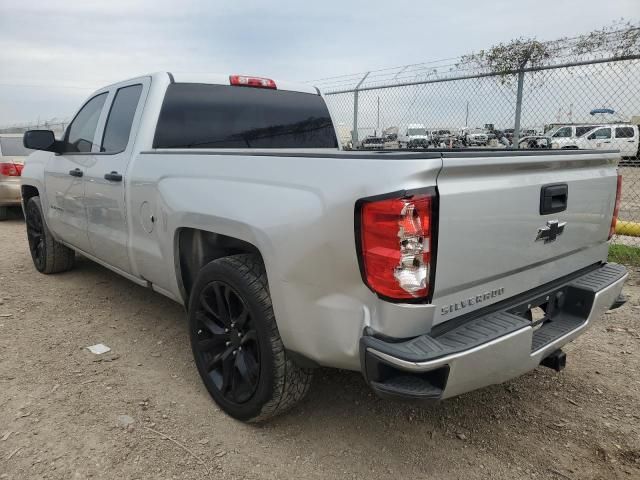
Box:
[127,151,442,369]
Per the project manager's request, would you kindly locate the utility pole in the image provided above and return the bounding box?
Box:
[513,70,526,148]
[465,101,469,128]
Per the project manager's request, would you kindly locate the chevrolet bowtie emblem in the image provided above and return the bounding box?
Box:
[536,220,567,243]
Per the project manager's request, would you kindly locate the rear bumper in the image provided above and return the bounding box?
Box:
[0,180,22,206]
[361,263,628,401]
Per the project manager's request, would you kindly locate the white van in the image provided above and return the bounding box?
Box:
[549,124,600,142]
[403,123,430,148]
[551,124,639,158]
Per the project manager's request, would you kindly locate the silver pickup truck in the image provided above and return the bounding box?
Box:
[20,72,627,422]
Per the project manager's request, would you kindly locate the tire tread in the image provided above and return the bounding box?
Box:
[213,254,313,422]
[27,197,75,274]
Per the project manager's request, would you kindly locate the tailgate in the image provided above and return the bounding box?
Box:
[432,150,619,326]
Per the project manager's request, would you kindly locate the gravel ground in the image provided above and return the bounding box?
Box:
[1,216,639,480]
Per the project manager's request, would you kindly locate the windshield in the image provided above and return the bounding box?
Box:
[407,128,427,136]
[0,137,34,156]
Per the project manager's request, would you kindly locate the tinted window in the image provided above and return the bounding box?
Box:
[65,93,108,153]
[101,84,143,153]
[615,127,635,138]
[589,128,611,140]
[553,127,571,138]
[153,83,337,149]
[576,126,596,137]
[0,137,34,156]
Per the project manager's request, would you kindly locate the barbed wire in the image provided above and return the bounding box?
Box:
[310,23,640,93]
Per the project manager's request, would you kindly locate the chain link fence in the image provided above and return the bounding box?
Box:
[0,119,68,138]
[2,55,639,262]
[321,56,640,262]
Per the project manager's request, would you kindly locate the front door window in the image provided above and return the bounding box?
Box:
[63,93,108,153]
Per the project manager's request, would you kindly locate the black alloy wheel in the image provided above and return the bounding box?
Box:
[188,254,313,422]
[25,199,46,271]
[193,280,260,404]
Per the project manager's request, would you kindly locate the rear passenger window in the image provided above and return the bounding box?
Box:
[576,126,596,137]
[615,127,635,138]
[153,83,337,149]
[101,84,143,153]
[64,93,108,153]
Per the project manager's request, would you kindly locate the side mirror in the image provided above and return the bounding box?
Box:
[23,130,61,153]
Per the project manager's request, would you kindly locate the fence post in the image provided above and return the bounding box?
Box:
[513,70,525,148]
[352,72,370,147]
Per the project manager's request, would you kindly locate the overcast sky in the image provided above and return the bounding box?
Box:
[0,0,637,125]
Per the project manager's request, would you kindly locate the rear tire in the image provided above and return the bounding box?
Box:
[24,197,75,274]
[188,254,313,422]
[0,206,8,221]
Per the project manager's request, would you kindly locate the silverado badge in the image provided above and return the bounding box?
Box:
[536,220,566,243]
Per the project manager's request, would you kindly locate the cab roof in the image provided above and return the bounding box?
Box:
[167,72,319,95]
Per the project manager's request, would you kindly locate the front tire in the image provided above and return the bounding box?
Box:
[25,196,75,273]
[188,254,313,422]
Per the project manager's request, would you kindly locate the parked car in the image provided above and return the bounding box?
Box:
[403,124,430,149]
[20,72,627,422]
[0,134,33,220]
[551,124,639,158]
[433,129,455,146]
[503,128,515,141]
[464,129,489,146]
[407,138,429,148]
[360,136,385,150]
[518,136,552,149]
[503,128,538,143]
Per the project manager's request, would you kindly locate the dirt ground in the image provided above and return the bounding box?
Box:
[1,216,639,480]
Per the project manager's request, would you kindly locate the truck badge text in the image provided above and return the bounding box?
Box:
[441,287,505,315]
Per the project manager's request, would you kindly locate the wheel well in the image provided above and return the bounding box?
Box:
[21,185,39,204]
[177,228,262,301]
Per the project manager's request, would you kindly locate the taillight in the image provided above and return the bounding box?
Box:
[357,190,437,301]
[229,75,277,89]
[609,173,622,239]
[0,162,21,177]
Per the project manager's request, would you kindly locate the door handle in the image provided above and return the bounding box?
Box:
[104,171,123,182]
[540,184,568,215]
[69,168,83,178]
